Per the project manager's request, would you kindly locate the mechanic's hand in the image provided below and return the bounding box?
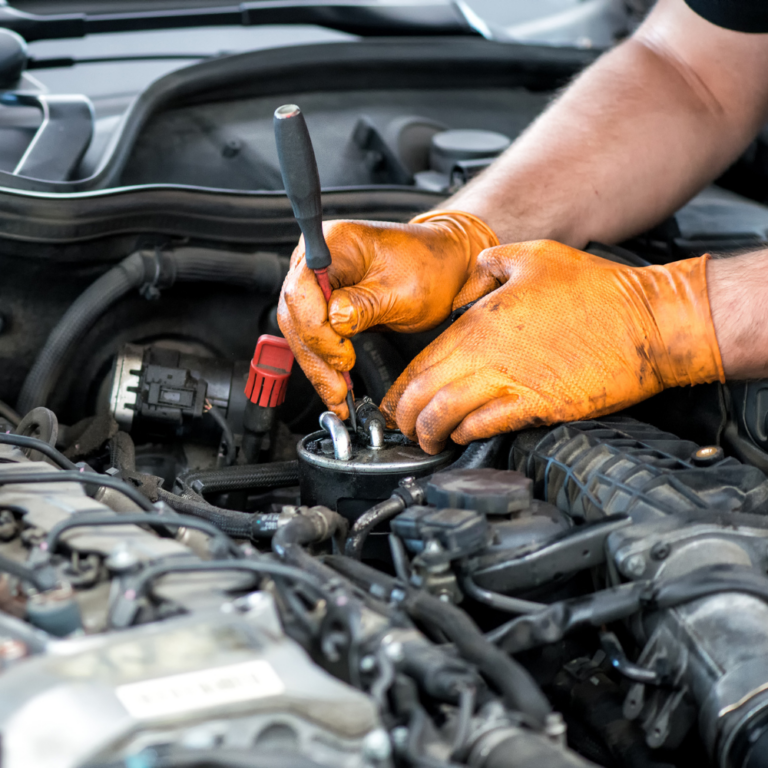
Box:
[277,211,498,418]
[381,240,725,454]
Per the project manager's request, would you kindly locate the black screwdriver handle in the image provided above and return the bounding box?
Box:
[274,104,332,271]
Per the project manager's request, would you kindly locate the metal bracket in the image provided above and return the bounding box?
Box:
[3,92,93,181]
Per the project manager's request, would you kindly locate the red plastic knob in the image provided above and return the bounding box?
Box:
[245,335,295,407]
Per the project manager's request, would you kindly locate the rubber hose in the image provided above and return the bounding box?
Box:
[0,399,21,427]
[272,508,347,557]
[207,402,235,467]
[0,433,78,471]
[480,730,597,768]
[109,431,136,473]
[271,510,349,586]
[172,248,287,286]
[150,750,328,768]
[18,254,144,415]
[18,248,289,413]
[351,333,404,404]
[180,460,299,496]
[156,488,279,539]
[0,551,56,592]
[439,434,507,473]
[345,496,405,559]
[323,554,400,597]
[322,555,552,727]
[0,613,50,655]
[110,431,282,539]
[401,589,552,727]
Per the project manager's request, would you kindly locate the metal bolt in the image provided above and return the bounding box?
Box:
[360,655,376,672]
[383,641,404,663]
[106,543,140,573]
[391,726,409,753]
[362,729,392,762]
[222,138,242,158]
[364,150,385,171]
[650,542,671,561]
[545,712,567,745]
[691,445,724,467]
[625,554,646,578]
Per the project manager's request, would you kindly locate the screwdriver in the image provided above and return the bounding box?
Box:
[274,103,357,432]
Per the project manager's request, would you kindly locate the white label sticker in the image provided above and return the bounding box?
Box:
[116,659,285,719]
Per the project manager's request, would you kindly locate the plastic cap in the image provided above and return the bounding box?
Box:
[245,335,294,407]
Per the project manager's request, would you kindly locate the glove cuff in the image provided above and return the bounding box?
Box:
[646,254,726,388]
[409,210,500,268]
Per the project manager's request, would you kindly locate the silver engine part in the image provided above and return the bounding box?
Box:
[0,441,385,768]
[610,517,768,766]
[0,599,381,768]
[511,418,768,767]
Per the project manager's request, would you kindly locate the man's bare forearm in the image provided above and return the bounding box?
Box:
[708,250,768,379]
[445,0,768,248]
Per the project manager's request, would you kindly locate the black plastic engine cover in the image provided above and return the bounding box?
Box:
[511,417,768,523]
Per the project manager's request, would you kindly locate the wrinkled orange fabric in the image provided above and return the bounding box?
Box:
[381,241,725,455]
[277,211,499,418]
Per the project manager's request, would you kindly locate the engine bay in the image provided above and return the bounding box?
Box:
[3,23,768,768]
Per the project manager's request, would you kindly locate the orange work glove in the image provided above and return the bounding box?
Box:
[277,211,498,419]
[381,240,725,455]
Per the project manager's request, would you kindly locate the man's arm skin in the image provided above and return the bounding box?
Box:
[709,252,768,379]
[447,0,768,249]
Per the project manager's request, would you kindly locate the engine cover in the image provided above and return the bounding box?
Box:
[0,597,383,768]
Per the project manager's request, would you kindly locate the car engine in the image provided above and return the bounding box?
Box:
[3,9,768,768]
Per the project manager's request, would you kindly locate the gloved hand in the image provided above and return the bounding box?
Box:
[381,240,725,454]
[277,210,498,418]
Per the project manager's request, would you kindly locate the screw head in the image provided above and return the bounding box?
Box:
[384,641,404,663]
[222,139,242,158]
[650,542,671,561]
[106,543,139,573]
[391,726,409,753]
[545,712,567,744]
[625,554,646,578]
[362,729,392,762]
[691,445,724,467]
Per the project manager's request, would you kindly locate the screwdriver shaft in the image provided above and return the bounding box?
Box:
[314,267,357,431]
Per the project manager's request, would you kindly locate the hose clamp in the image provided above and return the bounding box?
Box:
[138,248,176,300]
